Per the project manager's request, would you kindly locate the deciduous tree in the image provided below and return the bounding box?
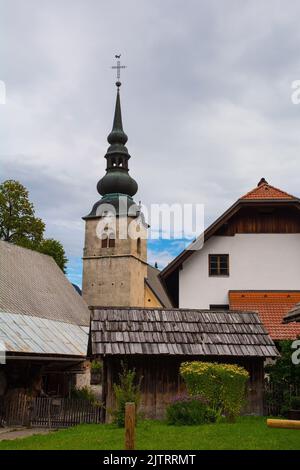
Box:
[0,180,68,272]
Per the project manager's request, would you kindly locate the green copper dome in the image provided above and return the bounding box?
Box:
[97,170,137,197]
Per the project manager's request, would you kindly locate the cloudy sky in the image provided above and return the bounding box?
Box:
[1,0,300,286]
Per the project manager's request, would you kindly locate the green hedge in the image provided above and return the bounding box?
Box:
[180,362,249,422]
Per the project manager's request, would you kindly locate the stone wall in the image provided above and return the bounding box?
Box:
[82,215,148,308]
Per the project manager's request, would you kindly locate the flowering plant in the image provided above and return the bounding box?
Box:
[180,361,249,422]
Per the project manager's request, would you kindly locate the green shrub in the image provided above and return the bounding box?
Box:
[291,396,300,410]
[70,386,100,406]
[112,362,142,427]
[180,362,249,422]
[265,339,300,415]
[91,360,102,372]
[166,394,219,425]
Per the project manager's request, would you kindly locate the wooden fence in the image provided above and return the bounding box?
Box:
[264,383,300,416]
[0,394,102,428]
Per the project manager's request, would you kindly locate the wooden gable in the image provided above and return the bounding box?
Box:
[215,205,300,236]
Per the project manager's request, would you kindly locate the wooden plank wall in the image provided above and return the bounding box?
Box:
[103,355,265,421]
[216,207,300,235]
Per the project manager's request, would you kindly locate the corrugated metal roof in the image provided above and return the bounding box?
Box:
[0,311,88,356]
[91,308,279,358]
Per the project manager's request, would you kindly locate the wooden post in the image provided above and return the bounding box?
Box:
[124,402,135,450]
[101,359,107,423]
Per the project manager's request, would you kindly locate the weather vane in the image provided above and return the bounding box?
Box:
[111,54,126,87]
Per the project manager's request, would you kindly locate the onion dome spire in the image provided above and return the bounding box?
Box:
[97,83,138,198]
[84,57,138,219]
[107,84,128,146]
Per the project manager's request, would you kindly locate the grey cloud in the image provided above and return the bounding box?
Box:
[1,0,300,266]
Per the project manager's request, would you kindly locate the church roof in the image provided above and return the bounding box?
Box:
[90,307,278,357]
[0,241,90,327]
[146,265,173,308]
[229,291,300,340]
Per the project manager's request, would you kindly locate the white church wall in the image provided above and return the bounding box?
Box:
[179,233,300,309]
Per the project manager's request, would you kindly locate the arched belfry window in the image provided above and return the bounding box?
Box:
[137,237,141,255]
[108,234,115,248]
[101,235,108,248]
[101,233,115,248]
[101,225,115,248]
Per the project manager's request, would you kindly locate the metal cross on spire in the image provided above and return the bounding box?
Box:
[111,54,126,87]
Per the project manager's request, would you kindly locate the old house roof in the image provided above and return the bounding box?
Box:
[229,291,300,340]
[90,308,278,357]
[146,265,172,308]
[0,241,90,357]
[283,302,300,324]
[0,241,90,326]
[241,178,295,200]
[0,312,88,357]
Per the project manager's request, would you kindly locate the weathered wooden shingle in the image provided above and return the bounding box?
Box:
[90,308,279,358]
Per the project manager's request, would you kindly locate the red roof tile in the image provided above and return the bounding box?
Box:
[241,182,295,201]
[229,291,300,340]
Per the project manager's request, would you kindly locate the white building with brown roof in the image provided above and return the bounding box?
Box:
[161,179,300,341]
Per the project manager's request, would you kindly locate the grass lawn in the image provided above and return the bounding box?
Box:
[0,417,299,450]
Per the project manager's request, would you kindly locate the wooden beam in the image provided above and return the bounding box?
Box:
[267,419,300,429]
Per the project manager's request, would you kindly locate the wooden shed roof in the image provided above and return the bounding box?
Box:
[90,308,278,358]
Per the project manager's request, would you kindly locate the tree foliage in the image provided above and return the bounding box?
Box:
[0,180,68,272]
[37,239,68,272]
[265,340,300,415]
[0,180,44,244]
[266,340,300,387]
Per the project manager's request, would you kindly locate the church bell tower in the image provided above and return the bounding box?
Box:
[82,66,147,308]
